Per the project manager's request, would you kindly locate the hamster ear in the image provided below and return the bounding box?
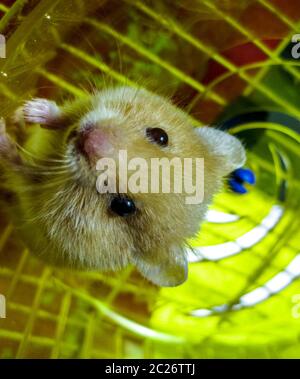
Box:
[132,247,188,287]
[195,126,246,175]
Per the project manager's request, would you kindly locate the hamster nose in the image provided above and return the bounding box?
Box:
[81,127,115,162]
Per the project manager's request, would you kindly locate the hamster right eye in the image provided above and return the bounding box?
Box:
[146,128,168,147]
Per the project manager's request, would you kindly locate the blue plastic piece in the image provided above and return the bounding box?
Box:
[234,168,256,185]
[228,168,256,194]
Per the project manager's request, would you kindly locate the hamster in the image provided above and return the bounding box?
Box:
[0,86,245,287]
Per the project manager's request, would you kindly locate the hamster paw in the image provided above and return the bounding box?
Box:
[22,98,61,127]
[0,118,20,164]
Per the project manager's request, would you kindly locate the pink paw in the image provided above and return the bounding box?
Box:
[23,98,61,125]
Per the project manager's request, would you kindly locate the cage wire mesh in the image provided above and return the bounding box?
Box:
[0,0,300,358]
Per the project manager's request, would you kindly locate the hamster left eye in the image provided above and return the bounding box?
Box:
[146,127,168,147]
[110,196,136,217]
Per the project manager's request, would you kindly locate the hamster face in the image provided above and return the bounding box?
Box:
[2,87,245,286]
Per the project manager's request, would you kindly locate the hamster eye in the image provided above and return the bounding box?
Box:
[110,196,136,217]
[146,128,168,147]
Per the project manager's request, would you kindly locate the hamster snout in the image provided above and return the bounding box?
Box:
[79,126,118,164]
[0,86,246,287]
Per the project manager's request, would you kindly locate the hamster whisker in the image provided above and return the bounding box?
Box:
[28,162,72,170]
[15,142,68,163]
[14,176,73,194]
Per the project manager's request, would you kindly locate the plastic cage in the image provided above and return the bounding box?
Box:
[0,0,300,358]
